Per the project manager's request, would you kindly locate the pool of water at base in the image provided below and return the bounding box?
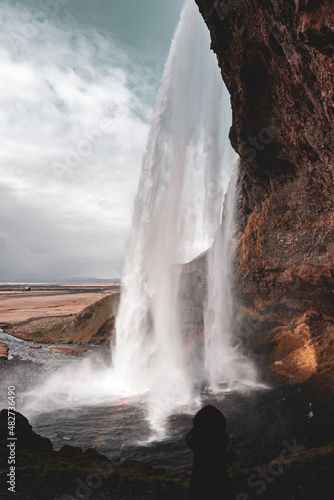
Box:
[29,386,334,473]
[1,330,334,473]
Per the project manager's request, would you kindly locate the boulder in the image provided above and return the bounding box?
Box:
[0,342,8,360]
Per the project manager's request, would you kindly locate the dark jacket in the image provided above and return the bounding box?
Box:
[186,406,231,500]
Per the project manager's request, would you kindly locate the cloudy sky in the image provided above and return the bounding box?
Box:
[0,0,183,282]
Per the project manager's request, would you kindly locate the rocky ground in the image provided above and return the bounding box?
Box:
[0,409,333,500]
[0,343,8,360]
[250,309,334,409]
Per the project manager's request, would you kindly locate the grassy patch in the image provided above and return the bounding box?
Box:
[32,330,45,337]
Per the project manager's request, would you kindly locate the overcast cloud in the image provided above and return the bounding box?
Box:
[0,1,181,282]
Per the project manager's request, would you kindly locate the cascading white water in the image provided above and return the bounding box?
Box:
[111,0,218,433]
[204,172,259,392]
[22,0,260,435]
[112,0,258,433]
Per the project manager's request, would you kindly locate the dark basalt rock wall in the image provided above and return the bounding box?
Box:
[194,0,334,402]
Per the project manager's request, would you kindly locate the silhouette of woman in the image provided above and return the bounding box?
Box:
[186,405,231,499]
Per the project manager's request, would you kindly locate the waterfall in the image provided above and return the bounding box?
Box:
[204,172,258,392]
[22,0,260,434]
[112,0,258,434]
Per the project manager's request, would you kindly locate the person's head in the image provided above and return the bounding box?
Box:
[193,405,227,432]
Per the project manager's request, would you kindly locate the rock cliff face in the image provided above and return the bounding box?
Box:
[194,0,334,403]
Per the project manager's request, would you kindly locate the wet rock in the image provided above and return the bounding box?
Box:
[73,447,111,465]
[0,409,112,468]
[0,343,8,360]
[58,444,83,459]
[195,0,334,406]
[0,409,55,466]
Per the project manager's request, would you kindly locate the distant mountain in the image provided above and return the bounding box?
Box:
[60,277,121,284]
[0,277,121,285]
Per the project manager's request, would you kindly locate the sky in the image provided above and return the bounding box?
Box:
[0,0,184,282]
